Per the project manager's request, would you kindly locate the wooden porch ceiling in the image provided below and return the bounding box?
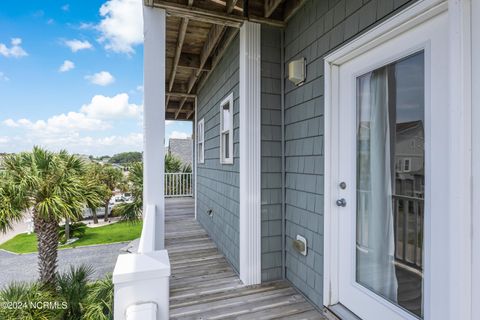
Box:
[145,0,305,121]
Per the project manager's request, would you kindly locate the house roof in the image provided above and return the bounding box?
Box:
[145,0,305,121]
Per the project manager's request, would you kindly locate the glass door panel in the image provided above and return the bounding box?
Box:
[355,52,425,318]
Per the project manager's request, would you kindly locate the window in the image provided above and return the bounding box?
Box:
[403,158,411,172]
[220,93,234,164]
[197,118,204,164]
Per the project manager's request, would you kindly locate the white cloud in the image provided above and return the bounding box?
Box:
[4,113,107,133]
[97,0,143,54]
[79,22,95,30]
[0,38,28,58]
[136,85,143,92]
[169,131,191,140]
[59,60,75,72]
[0,72,9,81]
[62,4,70,11]
[3,119,19,127]
[95,133,143,147]
[0,92,147,155]
[64,39,93,52]
[85,71,115,86]
[80,93,141,119]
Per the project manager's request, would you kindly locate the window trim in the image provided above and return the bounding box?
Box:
[197,118,205,164]
[219,93,234,164]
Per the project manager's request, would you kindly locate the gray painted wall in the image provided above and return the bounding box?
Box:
[283,0,417,308]
[261,26,283,281]
[196,36,240,271]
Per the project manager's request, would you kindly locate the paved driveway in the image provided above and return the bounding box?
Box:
[0,242,127,288]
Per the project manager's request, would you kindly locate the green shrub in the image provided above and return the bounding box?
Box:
[0,282,63,320]
[56,265,93,320]
[58,222,87,244]
[0,266,113,320]
[83,274,113,320]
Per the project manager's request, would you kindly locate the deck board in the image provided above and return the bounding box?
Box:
[166,198,325,320]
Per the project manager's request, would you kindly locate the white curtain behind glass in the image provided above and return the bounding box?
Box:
[356,67,398,302]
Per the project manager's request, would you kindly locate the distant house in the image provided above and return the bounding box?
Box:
[168,138,193,166]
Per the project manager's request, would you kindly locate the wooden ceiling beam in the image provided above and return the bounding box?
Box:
[167,0,193,115]
[283,0,305,22]
[166,101,194,111]
[186,108,195,120]
[175,97,188,119]
[264,0,283,18]
[197,27,239,93]
[167,92,197,99]
[153,0,242,27]
[175,23,225,119]
[168,17,189,92]
[188,24,224,93]
[152,0,285,28]
[226,0,240,13]
[178,53,212,71]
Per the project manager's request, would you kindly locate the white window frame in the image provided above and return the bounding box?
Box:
[219,93,234,164]
[197,118,205,164]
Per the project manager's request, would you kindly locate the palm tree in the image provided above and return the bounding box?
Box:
[165,153,192,173]
[97,165,124,222]
[113,162,143,222]
[84,163,110,224]
[0,147,102,286]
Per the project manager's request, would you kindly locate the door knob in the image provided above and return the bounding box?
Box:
[336,198,347,207]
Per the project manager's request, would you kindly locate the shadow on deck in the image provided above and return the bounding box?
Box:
[165,198,325,320]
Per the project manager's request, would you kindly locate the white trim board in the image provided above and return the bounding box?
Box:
[239,21,262,285]
[323,0,474,318]
[194,97,198,220]
[471,2,480,319]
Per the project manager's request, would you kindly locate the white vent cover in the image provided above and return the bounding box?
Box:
[288,58,306,86]
[295,235,308,256]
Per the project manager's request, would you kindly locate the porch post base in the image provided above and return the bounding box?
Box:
[113,251,171,320]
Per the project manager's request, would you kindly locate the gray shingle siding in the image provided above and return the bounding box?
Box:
[283,0,417,308]
[196,36,240,272]
[261,26,283,282]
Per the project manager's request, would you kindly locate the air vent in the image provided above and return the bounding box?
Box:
[293,235,307,256]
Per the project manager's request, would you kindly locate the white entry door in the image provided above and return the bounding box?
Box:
[333,5,448,320]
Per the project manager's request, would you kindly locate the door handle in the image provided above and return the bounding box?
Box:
[336,198,347,207]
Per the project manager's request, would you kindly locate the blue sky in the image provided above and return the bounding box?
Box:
[0,0,192,156]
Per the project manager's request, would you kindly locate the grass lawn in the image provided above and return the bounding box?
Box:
[0,221,142,254]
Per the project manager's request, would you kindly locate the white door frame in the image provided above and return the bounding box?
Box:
[323,0,473,319]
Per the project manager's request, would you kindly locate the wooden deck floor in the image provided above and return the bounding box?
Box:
[165,198,325,320]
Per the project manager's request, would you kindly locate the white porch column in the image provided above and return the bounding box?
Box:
[239,21,262,285]
[113,6,170,320]
[143,5,166,250]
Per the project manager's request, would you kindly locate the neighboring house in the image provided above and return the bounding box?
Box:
[168,138,193,166]
[114,1,480,320]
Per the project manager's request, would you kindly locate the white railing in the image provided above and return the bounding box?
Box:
[165,173,193,197]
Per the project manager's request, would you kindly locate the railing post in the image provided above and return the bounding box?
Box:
[164,173,193,197]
